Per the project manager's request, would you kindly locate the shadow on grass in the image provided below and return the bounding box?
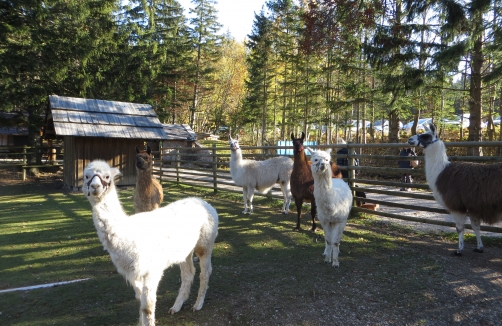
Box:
[2,182,502,325]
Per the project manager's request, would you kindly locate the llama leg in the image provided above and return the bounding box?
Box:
[470,217,484,253]
[321,221,333,263]
[132,279,143,301]
[280,181,292,214]
[451,213,468,256]
[192,249,213,311]
[247,186,255,214]
[242,187,249,214]
[310,199,317,232]
[169,253,196,314]
[293,197,303,231]
[140,274,162,326]
[331,220,347,268]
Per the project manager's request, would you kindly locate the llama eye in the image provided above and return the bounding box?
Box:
[85,175,89,179]
[105,175,110,179]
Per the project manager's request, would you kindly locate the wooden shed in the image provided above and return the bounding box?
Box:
[44,95,168,190]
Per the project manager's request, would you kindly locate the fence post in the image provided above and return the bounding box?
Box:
[348,143,356,207]
[175,146,180,184]
[212,144,218,193]
[22,146,27,181]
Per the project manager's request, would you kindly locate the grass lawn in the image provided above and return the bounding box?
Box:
[2,180,502,325]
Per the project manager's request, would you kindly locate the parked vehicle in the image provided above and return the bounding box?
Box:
[373,120,403,134]
[402,118,432,134]
[492,116,500,126]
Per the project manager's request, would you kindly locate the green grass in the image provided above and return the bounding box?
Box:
[2,182,502,325]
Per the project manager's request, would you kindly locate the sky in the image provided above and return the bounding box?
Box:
[177,0,268,42]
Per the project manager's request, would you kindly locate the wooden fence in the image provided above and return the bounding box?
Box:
[0,146,62,180]
[154,141,502,234]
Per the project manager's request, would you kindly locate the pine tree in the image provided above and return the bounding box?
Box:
[187,0,222,129]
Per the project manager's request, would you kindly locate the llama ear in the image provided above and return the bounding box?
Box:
[429,123,437,137]
[305,147,314,155]
[326,148,332,154]
[146,145,151,155]
[236,135,239,141]
[136,146,140,154]
[301,132,305,140]
[291,133,295,140]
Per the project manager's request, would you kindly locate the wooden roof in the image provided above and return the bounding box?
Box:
[45,95,168,140]
[163,124,197,141]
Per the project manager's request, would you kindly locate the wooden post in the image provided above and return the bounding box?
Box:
[22,146,27,181]
[212,144,217,193]
[348,144,356,207]
[175,146,180,184]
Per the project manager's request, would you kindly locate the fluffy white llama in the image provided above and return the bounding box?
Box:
[82,160,218,326]
[306,147,353,267]
[229,135,293,214]
[408,123,502,255]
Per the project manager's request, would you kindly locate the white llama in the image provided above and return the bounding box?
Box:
[229,135,293,214]
[306,147,353,267]
[82,160,218,326]
[408,123,502,255]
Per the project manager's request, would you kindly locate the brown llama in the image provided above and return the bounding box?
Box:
[290,133,343,231]
[134,145,164,213]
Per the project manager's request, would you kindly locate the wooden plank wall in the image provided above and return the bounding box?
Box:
[64,136,144,189]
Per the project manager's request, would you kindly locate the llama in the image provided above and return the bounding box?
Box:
[83,160,218,326]
[290,132,318,231]
[306,147,353,267]
[134,145,164,213]
[229,135,293,214]
[408,123,502,255]
[290,133,344,231]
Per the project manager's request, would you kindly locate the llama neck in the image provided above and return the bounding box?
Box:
[229,149,243,173]
[312,169,333,199]
[90,185,128,251]
[136,168,153,189]
[424,140,450,189]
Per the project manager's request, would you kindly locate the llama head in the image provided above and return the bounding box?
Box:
[83,160,122,200]
[291,132,306,154]
[135,145,153,170]
[408,123,439,148]
[229,135,240,152]
[306,147,332,175]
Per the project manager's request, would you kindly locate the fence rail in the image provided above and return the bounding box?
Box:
[0,146,62,180]
[154,141,502,234]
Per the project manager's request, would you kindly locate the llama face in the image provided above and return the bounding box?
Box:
[136,146,153,170]
[229,136,240,152]
[308,148,332,174]
[83,161,121,198]
[408,123,438,148]
[291,132,306,154]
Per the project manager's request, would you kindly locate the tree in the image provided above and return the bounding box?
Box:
[244,10,275,145]
[187,0,223,129]
[0,0,120,162]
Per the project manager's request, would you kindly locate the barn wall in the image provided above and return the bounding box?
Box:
[63,136,144,189]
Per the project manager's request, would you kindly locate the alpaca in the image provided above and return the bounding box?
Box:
[408,123,502,255]
[229,135,293,214]
[306,147,353,267]
[83,160,218,326]
[134,145,164,213]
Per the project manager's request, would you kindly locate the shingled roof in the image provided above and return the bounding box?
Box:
[45,95,167,139]
[162,124,197,141]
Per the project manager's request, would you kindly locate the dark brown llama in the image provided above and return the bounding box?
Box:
[290,133,317,231]
[134,145,164,213]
